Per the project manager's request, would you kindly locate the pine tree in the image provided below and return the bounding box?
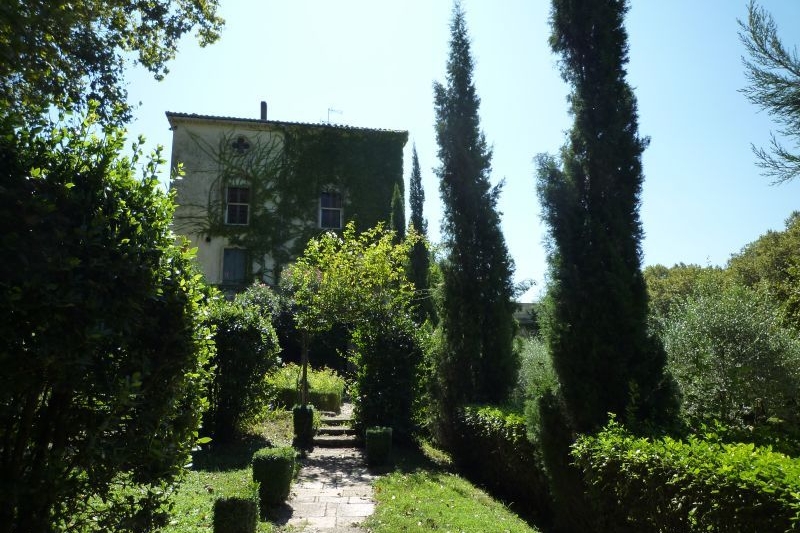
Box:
[536,0,675,433]
[389,183,406,242]
[739,1,800,184]
[434,2,517,407]
[408,144,432,322]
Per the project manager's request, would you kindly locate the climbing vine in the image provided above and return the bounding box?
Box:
[176,123,407,284]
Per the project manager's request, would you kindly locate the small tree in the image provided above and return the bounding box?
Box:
[281,223,422,436]
[0,109,214,532]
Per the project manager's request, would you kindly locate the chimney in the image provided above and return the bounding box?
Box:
[260,101,267,121]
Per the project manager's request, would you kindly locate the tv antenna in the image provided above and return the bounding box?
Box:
[326,108,342,124]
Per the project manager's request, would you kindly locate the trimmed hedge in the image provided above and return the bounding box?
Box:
[275,389,342,413]
[572,419,800,532]
[451,405,553,523]
[212,479,259,533]
[269,364,345,413]
[252,447,295,509]
[365,427,393,466]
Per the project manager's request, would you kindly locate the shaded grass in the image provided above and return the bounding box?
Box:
[160,411,293,533]
[365,443,542,533]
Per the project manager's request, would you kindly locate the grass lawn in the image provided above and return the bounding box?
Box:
[163,411,541,533]
[364,443,542,533]
[160,411,293,533]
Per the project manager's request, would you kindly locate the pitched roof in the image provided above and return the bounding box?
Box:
[165,111,407,136]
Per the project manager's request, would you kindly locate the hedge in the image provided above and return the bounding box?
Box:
[252,447,295,509]
[212,478,259,533]
[572,419,800,533]
[451,405,553,523]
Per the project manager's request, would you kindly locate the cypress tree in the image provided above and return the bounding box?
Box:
[389,182,406,241]
[408,144,433,322]
[434,2,517,406]
[536,0,675,433]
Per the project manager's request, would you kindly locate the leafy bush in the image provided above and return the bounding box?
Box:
[205,299,281,443]
[451,405,553,523]
[0,110,214,532]
[350,310,423,440]
[365,427,393,466]
[251,447,295,509]
[572,419,800,532]
[212,478,259,533]
[663,283,800,440]
[269,363,345,412]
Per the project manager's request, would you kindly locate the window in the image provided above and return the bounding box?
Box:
[222,248,247,284]
[225,186,249,225]
[319,191,342,229]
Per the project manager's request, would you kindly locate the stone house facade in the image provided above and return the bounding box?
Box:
[167,103,408,291]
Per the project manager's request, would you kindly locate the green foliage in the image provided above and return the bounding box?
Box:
[662,283,800,442]
[433,2,518,417]
[350,310,423,440]
[407,144,433,323]
[451,405,553,523]
[0,109,214,532]
[235,282,283,322]
[511,337,558,422]
[644,263,731,321]
[573,419,800,532]
[161,419,280,533]
[536,0,675,433]
[535,391,596,533]
[205,298,281,443]
[739,2,800,184]
[212,478,259,533]
[390,183,406,241]
[292,405,315,451]
[0,1,223,122]
[251,447,295,509]
[281,223,423,433]
[728,211,800,331]
[365,427,393,466]
[268,363,345,412]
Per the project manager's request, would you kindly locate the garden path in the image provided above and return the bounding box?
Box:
[274,404,378,532]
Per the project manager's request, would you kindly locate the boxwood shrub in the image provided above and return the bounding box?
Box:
[252,446,295,510]
[365,427,393,466]
[572,419,800,532]
[451,405,553,523]
[212,479,259,533]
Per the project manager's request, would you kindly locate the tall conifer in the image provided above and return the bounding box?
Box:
[389,183,406,241]
[536,0,675,433]
[408,144,432,322]
[434,2,517,407]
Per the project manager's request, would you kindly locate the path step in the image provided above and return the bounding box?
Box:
[318,425,357,436]
[314,434,359,448]
[321,417,352,426]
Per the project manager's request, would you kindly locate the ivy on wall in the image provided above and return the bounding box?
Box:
[178,123,407,285]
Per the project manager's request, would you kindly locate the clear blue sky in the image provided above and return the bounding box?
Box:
[125,1,800,301]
